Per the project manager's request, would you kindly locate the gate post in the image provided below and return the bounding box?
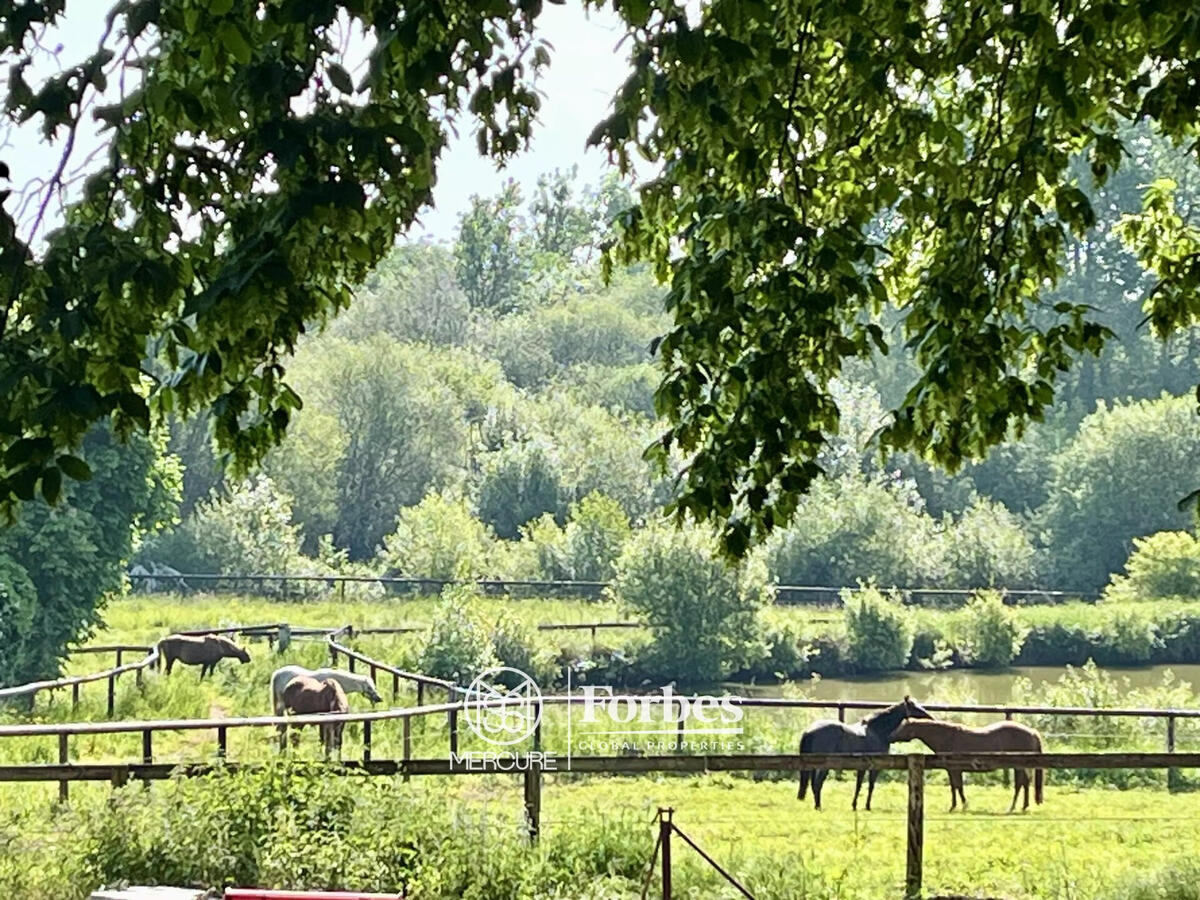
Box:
[906,755,925,899]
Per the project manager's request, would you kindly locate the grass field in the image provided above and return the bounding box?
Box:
[6,593,1200,898]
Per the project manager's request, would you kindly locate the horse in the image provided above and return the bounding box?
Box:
[797,696,933,811]
[889,717,1044,812]
[157,634,250,679]
[280,675,349,758]
[269,665,382,715]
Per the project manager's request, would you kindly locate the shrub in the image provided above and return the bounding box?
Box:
[1104,531,1200,602]
[842,585,915,672]
[1100,607,1160,664]
[766,472,946,589]
[608,524,770,682]
[560,491,632,582]
[941,499,1037,588]
[138,475,325,591]
[379,492,499,579]
[956,590,1026,667]
[489,611,557,687]
[416,587,498,684]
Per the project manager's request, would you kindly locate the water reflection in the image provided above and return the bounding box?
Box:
[730,664,1200,707]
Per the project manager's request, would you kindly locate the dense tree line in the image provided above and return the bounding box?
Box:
[139,143,1200,602]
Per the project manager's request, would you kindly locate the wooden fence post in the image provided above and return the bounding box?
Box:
[348,655,356,674]
[218,726,228,760]
[417,682,424,706]
[71,682,79,709]
[392,671,399,698]
[449,697,459,756]
[106,673,116,718]
[402,715,412,782]
[142,730,153,765]
[363,719,372,763]
[1167,715,1178,792]
[676,697,685,747]
[906,755,925,900]
[660,807,673,900]
[523,760,542,842]
[58,733,69,803]
[1004,711,1013,787]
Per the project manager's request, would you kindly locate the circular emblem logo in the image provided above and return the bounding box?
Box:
[461,666,542,746]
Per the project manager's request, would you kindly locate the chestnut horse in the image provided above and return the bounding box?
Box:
[889,718,1044,812]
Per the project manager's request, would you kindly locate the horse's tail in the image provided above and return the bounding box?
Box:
[798,732,814,800]
[1035,767,1044,805]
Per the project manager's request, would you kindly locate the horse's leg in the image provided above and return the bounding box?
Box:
[1009,771,1021,813]
[865,771,879,811]
[1022,769,1031,810]
[948,772,958,812]
[165,656,174,675]
[812,770,827,810]
[851,770,864,811]
[957,772,967,810]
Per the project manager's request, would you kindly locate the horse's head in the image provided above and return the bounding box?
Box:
[364,678,382,703]
[216,636,250,663]
[864,695,932,736]
[902,695,932,720]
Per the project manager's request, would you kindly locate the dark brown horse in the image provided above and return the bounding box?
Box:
[157,634,250,678]
[889,718,1044,812]
[797,696,933,811]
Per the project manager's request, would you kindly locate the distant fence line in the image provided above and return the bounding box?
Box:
[126,572,1098,606]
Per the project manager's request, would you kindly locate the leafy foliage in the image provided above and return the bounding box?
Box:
[842,586,915,672]
[1105,531,1200,602]
[591,0,1200,555]
[1039,394,1200,590]
[0,0,551,512]
[955,590,1026,668]
[765,473,944,588]
[0,428,177,685]
[378,492,498,580]
[417,588,498,685]
[476,441,566,540]
[609,523,769,681]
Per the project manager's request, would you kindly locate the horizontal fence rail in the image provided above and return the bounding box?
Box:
[125,572,1099,605]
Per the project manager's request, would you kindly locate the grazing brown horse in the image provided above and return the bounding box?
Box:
[280,675,348,758]
[889,718,1044,812]
[157,634,250,678]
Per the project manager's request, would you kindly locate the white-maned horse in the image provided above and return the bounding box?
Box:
[270,665,383,715]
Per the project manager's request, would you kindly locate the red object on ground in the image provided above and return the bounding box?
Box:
[224,892,401,900]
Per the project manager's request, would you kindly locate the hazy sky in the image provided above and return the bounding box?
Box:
[2,4,633,243]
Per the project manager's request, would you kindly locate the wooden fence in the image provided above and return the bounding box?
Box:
[125,572,1098,606]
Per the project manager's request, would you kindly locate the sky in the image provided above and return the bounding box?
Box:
[2,3,634,243]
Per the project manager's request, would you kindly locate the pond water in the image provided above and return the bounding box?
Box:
[729,663,1200,706]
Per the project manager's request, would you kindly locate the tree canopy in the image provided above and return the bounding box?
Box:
[5,0,1200,556]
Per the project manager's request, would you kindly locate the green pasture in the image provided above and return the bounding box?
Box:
[4,769,1200,899]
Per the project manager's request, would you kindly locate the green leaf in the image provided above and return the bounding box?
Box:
[219,23,252,65]
[41,467,62,505]
[57,455,93,482]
